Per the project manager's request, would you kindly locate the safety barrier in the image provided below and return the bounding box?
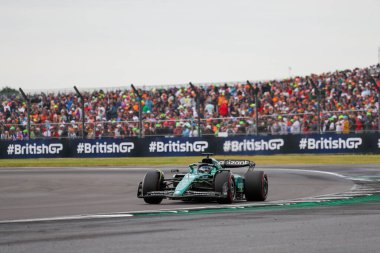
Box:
[1,133,380,159]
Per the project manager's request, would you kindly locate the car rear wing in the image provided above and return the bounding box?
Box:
[220,160,255,168]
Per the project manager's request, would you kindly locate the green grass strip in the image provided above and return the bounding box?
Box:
[1,154,380,167]
[132,194,380,217]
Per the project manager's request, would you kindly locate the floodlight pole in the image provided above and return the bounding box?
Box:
[131,84,143,138]
[19,88,31,139]
[307,77,321,134]
[378,86,380,133]
[74,86,85,139]
[367,72,380,132]
[247,81,259,135]
[189,82,201,137]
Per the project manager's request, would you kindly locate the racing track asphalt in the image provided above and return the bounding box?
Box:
[0,166,353,220]
[0,164,379,253]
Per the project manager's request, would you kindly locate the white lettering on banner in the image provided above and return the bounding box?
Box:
[223,139,284,152]
[77,142,134,154]
[148,141,208,153]
[225,160,250,166]
[7,143,63,155]
[378,139,380,148]
[299,137,362,150]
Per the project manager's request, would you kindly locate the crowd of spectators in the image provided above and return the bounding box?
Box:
[1,64,379,140]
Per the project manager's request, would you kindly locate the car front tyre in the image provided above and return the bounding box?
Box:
[142,170,164,204]
[214,171,236,204]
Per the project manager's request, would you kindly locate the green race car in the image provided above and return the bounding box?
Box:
[137,153,268,204]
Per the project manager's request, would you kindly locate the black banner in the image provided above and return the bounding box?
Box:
[1,133,380,159]
[0,139,68,159]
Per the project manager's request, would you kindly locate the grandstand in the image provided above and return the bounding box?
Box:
[1,64,379,140]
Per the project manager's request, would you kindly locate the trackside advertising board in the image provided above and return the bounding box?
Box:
[1,134,380,159]
[1,140,68,159]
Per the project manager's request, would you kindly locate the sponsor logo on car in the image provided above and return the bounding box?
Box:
[224,160,250,166]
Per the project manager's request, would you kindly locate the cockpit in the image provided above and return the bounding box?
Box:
[198,164,212,174]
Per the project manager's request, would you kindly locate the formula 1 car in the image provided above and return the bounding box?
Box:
[137,153,268,204]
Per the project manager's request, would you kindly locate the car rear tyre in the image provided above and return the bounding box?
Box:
[244,170,268,201]
[214,171,235,204]
[142,171,164,204]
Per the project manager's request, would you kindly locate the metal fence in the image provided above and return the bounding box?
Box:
[1,70,379,140]
[1,111,378,141]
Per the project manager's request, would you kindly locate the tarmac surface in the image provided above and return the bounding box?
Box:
[0,164,379,253]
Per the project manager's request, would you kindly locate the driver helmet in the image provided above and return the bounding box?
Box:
[198,164,211,174]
